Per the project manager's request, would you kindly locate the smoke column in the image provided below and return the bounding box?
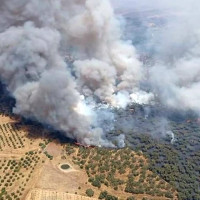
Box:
[0,0,151,147]
[1,0,199,146]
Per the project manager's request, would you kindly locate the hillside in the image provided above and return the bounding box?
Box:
[0,114,177,200]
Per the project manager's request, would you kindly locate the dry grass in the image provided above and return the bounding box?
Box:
[26,189,97,200]
[64,145,177,200]
[0,115,177,200]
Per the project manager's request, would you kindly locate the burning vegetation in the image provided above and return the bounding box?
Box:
[0,0,200,199]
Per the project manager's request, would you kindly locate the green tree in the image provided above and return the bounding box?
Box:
[86,189,94,197]
[105,195,118,200]
[127,197,135,200]
[99,191,108,199]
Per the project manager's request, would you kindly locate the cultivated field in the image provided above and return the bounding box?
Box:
[0,115,177,200]
[26,189,97,200]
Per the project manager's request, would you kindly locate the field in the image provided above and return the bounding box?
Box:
[0,114,177,200]
[64,144,177,199]
[0,115,47,200]
[26,189,96,200]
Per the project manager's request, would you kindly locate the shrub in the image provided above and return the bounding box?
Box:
[105,195,118,200]
[86,189,94,197]
[127,197,135,200]
[99,191,108,199]
[92,179,101,188]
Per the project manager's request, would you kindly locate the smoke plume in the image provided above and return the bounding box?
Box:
[113,0,200,112]
[1,0,200,147]
[111,0,200,144]
[0,0,147,147]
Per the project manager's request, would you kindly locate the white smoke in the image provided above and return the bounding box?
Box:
[0,0,146,147]
[166,131,176,144]
[113,0,200,113]
[3,0,199,147]
[148,1,200,112]
[130,90,154,105]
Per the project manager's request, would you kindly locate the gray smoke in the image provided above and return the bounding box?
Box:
[1,0,199,147]
[113,0,200,112]
[111,0,200,144]
[0,0,149,147]
[147,0,200,112]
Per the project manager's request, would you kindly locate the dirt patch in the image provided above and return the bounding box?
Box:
[26,189,97,200]
[35,159,89,194]
[0,115,16,124]
[0,115,177,200]
[45,142,62,157]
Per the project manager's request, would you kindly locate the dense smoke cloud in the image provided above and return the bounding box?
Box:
[1,0,200,147]
[0,0,147,147]
[148,1,200,112]
[113,0,200,112]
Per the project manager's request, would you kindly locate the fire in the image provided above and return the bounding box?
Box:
[74,142,95,148]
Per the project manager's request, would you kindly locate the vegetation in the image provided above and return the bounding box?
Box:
[0,82,199,199]
[44,151,53,160]
[129,132,200,200]
[66,144,176,199]
[0,150,42,199]
[61,164,70,170]
[127,196,135,200]
[0,123,26,151]
[85,189,94,197]
[123,104,200,200]
[99,191,118,200]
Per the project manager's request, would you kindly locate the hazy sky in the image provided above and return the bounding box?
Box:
[111,0,169,11]
[111,0,199,13]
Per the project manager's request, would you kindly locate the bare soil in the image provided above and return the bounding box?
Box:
[0,115,176,200]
